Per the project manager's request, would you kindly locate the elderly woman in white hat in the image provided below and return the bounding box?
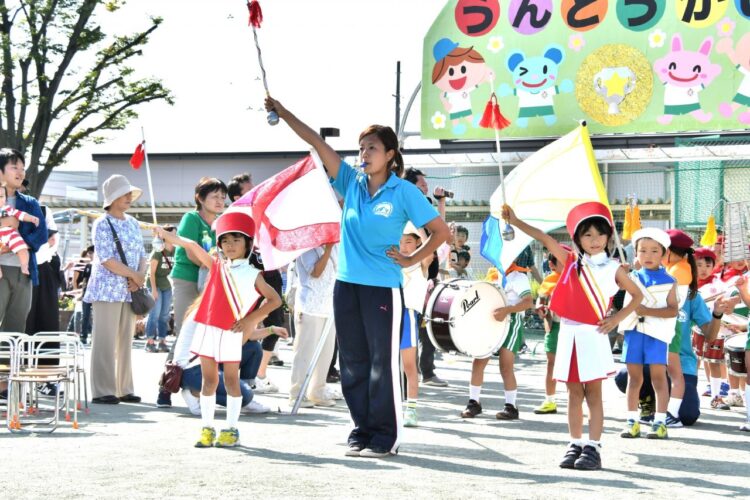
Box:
[84,175,147,404]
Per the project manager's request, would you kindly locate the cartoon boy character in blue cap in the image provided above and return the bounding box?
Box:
[432,38,494,135]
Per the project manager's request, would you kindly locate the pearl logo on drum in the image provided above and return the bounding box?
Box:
[461,290,480,316]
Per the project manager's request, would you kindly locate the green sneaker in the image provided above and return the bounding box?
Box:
[534,400,558,414]
[646,422,668,439]
[620,419,641,438]
[215,427,240,448]
[195,426,216,448]
[404,406,418,427]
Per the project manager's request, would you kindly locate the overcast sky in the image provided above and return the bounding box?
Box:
[62,0,446,170]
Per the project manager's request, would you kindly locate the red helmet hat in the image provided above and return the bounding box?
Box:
[665,229,693,250]
[565,201,613,239]
[213,211,256,240]
[694,247,717,263]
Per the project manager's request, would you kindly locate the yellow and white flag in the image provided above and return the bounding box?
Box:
[490,124,610,271]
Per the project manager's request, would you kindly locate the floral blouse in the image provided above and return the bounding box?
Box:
[84,213,147,303]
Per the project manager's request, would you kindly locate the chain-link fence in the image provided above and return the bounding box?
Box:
[420,139,750,277]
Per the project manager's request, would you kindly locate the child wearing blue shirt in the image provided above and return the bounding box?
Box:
[617,228,678,440]
[265,96,450,458]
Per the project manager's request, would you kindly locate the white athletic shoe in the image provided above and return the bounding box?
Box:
[726,392,745,407]
[324,386,343,400]
[242,399,271,414]
[181,389,201,416]
[252,377,279,394]
[288,397,314,408]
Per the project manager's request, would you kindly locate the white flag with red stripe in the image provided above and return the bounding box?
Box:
[227,151,341,270]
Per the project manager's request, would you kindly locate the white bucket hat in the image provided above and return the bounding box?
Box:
[102,174,142,209]
[631,227,671,251]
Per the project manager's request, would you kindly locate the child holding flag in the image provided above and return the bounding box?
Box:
[502,202,643,471]
[156,212,281,448]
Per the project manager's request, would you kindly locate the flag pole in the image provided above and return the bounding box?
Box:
[486,77,514,241]
[141,127,158,226]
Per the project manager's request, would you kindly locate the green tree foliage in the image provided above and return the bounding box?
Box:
[0,0,173,196]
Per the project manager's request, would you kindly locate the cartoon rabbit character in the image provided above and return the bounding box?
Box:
[716,33,750,125]
[432,38,494,135]
[497,44,574,128]
[653,34,721,125]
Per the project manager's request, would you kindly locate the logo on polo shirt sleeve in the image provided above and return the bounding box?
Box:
[373,202,393,218]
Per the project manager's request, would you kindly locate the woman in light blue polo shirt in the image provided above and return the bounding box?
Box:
[266,96,450,458]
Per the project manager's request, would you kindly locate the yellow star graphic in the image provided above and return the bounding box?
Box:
[604,71,630,97]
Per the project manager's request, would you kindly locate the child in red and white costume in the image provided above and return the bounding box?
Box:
[503,202,643,471]
[0,184,40,277]
[156,211,281,448]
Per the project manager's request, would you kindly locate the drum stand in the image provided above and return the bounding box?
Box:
[290,316,334,415]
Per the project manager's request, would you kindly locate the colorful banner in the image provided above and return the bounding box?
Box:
[421,0,750,139]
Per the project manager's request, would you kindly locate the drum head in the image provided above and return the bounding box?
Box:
[449,281,509,358]
[725,333,748,351]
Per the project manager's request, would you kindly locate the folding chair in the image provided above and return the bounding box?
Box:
[0,333,26,415]
[7,335,82,433]
[33,331,89,415]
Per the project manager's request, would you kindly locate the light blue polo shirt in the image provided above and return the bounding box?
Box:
[332,160,438,288]
[677,295,712,376]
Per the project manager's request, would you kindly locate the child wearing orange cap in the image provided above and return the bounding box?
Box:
[156,212,282,448]
[503,202,643,471]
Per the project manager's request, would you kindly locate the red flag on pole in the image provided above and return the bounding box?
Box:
[130,143,145,170]
[228,153,341,270]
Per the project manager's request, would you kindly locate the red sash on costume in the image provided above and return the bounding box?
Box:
[194,259,261,330]
[549,253,612,326]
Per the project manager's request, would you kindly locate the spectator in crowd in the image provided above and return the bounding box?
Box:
[449,250,471,279]
[289,243,340,408]
[145,225,176,353]
[0,148,47,333]
[68,246,94,344]
[85,175,147,405]
[402,167,449,387]
[157,177,227,408]
[26,205,61,335]
[227,173,253,202]
[249,249,286,393]
[448,225,470,270]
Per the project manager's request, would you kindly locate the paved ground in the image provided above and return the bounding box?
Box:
[3,332,749,499]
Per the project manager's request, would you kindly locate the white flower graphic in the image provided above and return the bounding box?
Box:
[648,29,666,48]
[431,111,447,130]
[487,36,504,54]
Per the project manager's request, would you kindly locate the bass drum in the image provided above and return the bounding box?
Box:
[424,279,510,359]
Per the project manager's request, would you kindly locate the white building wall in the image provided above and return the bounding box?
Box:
[96,154,309,205]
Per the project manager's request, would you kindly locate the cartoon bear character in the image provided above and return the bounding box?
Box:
[497,44,574,128]
[653,34,722,125]
[432,38,494,135]
[716,33,750,125]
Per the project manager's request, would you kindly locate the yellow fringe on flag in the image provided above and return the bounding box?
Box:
[485,267,500,283]
[631,204,642,233]
[622,205,632,240]
[700,215,718,247]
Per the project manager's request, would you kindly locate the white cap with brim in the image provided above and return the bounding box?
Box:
[102,174,142,209]
[631,227,671,251]
[402,221,427,241]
